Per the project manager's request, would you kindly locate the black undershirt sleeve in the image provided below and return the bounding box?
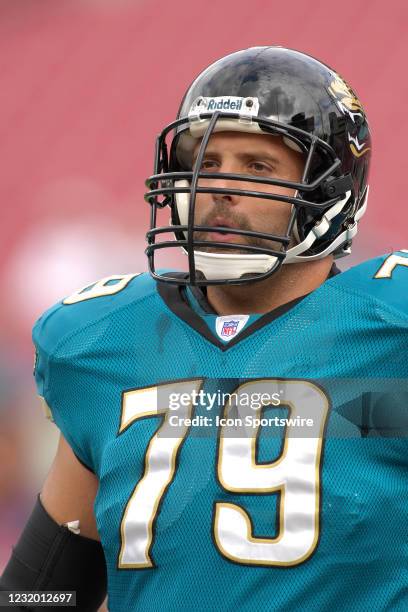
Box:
[0,495,107,612]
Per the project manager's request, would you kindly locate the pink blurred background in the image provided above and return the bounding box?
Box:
[0,0,406,599]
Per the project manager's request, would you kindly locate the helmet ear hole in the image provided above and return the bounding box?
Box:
[291,209,301,244]
[294,206,312,243]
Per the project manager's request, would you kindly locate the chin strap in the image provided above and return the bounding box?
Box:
[285,187,367,262]
[191,250,279,280]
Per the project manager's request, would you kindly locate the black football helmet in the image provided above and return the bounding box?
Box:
[145,46,371,285]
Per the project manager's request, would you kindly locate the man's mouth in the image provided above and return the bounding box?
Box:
[204,218,243,243]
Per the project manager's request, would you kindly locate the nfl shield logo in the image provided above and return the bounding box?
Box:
[221,320,239,337]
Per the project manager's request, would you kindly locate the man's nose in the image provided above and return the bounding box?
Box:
[202,164,242,206]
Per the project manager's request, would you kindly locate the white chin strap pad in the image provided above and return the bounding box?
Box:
[191,250,279,280]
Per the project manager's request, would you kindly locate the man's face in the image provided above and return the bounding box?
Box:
[191,132,305,253]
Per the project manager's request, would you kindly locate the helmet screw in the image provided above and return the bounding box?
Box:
[328,185,336,195]
[246,99,253,107]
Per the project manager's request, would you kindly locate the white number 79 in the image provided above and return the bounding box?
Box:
[117,379,329,568]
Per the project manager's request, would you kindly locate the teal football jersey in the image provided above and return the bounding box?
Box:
[33,252,408,612]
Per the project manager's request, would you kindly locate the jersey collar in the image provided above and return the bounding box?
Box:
[157,277,308,351]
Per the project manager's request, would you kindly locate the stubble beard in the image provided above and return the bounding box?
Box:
[193,207,287,255]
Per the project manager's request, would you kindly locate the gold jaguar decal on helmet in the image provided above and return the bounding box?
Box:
[328,74,364,116]
[328,74,370,158]
[348,134,371,158]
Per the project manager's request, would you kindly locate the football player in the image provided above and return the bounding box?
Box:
[1,47,407,611]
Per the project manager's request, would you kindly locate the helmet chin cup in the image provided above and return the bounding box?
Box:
[187,250,280,281]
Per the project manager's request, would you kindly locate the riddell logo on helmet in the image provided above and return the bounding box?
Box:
[207,98,243,111]
[189,96,259,118]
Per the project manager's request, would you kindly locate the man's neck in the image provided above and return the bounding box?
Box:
[206,256,334,315]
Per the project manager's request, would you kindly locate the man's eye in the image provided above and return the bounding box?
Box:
[200,160,218,171]
[248,161,273,174]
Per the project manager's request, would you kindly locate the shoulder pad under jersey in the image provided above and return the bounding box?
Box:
[32,272,157,463]
[329,250,408,316]
[33,272,157,357]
